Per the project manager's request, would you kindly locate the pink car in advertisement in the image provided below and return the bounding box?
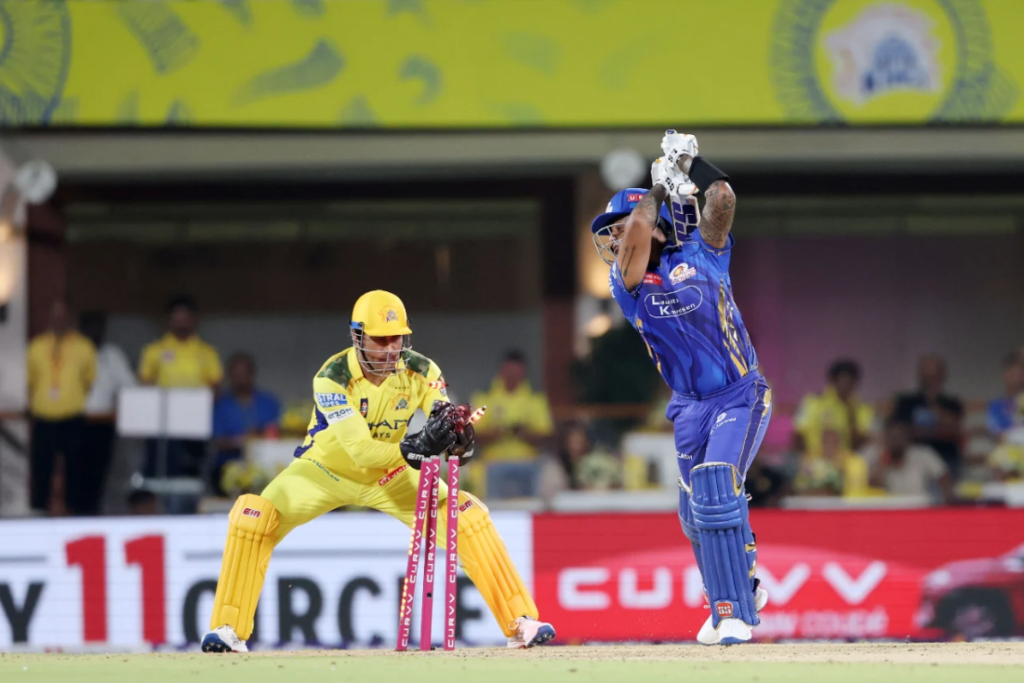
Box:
[917,542,1024,639]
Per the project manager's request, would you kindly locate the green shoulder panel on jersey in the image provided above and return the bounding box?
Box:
[402,349,434,378]
[317,349,354,387]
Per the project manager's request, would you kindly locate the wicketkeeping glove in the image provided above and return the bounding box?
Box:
[399,401,457,470]
[450,419,476,464]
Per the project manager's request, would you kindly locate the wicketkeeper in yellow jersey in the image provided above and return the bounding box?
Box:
[202,290,555,652]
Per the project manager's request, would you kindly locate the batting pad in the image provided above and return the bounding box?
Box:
[678,489,707,585]
[209,494,279,640]
[690,463,758,627]
[456,493,538,637]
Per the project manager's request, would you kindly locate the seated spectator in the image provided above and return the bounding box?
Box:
[137,294,223,482]
[892,354,964,478]
[555,421,621,491]
[794,429,872,497]
[987,351,1024,481]
[472,350,554,462]
[870,419,953,504]
[793,359,874,458]
[127,489,159,516]
[211,353,281,495]
[987,351,1024,440]
[744,458,789,508]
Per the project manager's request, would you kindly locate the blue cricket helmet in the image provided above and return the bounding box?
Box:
[590,188,676,265]
[590,187,673,234]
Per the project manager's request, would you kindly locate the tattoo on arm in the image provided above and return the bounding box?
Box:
[699,180,736,248]
[619,245,636,279]
[618,185,667,278]
[635,186,667,226]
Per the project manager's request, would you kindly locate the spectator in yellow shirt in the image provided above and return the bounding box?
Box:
[139,294,223,389]
[472,350,554,462]
[26,300,97,515]
[793,359,874,459]
[137,295,223,496]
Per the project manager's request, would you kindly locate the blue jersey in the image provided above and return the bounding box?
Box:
[609,231,758,396]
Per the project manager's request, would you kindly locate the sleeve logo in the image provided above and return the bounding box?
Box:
[325,408,355,424]
[315,392,348,408]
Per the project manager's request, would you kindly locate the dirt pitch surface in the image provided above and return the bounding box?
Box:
[4,642,1024,683]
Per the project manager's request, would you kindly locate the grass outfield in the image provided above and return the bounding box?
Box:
[3,643,1024,683]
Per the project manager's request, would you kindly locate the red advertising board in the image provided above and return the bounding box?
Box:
[532,509,1024,642]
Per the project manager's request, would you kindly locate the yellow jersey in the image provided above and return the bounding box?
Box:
[27,331,97,420]
[139,333,223,388]
[793,386,874,458]
[471,378,553,461]
[295,347,449,484]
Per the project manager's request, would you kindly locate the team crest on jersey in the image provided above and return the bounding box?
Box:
[393,394,411,411]
[360,398,369,418]
[669,262,696,284]
[825,4,942,105]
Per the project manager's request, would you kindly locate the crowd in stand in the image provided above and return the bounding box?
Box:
[17,292,1024,516]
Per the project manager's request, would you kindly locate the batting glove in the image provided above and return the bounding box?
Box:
[660,130,699,167]
[651,158,695,197]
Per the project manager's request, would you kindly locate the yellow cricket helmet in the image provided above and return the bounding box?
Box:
[350,290,412,375]
[351,290,412,337]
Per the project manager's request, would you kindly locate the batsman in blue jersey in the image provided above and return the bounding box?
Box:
[592,132,771,645]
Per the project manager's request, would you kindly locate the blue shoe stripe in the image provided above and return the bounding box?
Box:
[201,633,231,653]
[527,625,556,647]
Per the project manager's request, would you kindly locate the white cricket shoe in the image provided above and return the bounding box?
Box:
[506,616,556,649]
[696,584,768,646]
[201,625,249,653]
[710,618,753,645]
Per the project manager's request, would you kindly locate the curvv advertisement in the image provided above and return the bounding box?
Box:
[0,513,533,649]
[532,509,1024,643]
[3,508,1024,648]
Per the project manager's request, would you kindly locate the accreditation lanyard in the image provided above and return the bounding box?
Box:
[49,335,64,400]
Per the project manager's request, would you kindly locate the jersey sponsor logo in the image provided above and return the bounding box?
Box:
[325,407,355,424]
[242,507,261,518]
[368,418,411,431]
[644,286,703,318]
[378,465,408,486]
[359,398,369,418]
[310,459,341,482]
[643,272,663,286]
[669,262,696,284]
[715,602,734,618]
[315,392,348,408]
[677,452,692,460]
[712,412,738,432]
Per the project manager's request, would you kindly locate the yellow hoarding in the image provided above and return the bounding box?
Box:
[1,0,1020,128]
